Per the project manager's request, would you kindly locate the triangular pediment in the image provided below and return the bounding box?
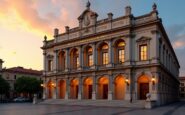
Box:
[136,36,151,42]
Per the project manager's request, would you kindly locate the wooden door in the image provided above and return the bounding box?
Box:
[140,83,149,100]
[103,84,108,99]
[76,85,78,99]
[88,85,92,99]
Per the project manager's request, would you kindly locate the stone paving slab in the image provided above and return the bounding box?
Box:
[39,99,145,108]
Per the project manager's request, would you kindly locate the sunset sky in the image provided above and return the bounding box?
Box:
[0,0,185,76]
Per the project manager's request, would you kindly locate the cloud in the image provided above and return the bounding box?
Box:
[167,24,185,76]
[167,24,185,49]
[0,0,83,38]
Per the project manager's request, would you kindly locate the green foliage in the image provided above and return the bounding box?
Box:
[15,76,42,94]
[0,76,10,94]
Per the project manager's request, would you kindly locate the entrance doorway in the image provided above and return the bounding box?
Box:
[98,77,109,99]
[114,76,126,100]
[103,84,108,99]
[70,79,79,99]
[59,80,66,99]
[138,75,150,100]
[47,81,53,99]
[83,78,93,99]
[139,83,149,100]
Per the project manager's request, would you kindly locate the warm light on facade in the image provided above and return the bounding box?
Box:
[125,78,129,86]
[152,77,155,85]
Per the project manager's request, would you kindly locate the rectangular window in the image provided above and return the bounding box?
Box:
[181,83,184,86]
[48,60,53,71]
[118,49,125,63]
[103,52,108,65]
[14,75,16,80]
[88,55,93,66]
[139,45,147,61]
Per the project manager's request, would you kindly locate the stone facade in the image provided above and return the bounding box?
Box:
[179,77,185,99]
[41,3,180,106]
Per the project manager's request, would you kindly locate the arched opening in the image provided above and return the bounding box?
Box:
[98,76,109,99]
[114,39,125,64]
[84,46,93,67]
[58,80,66,99]
[138,75,150,100]
[70,48,79,70]
[58,51,65,71]
[83,77,93,99]
[97,43,109,66]
[70,79,79,99]
[114,75,126,100]
[47,81,53,99]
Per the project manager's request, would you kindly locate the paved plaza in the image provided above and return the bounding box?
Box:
[0,101,185,115]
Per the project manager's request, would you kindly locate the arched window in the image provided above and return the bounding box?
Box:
[70,48,79,69]
[58,51,65,71]
[102,44,108,65]
[114,40,125,64]
[87,47,93,66]
[117,41,125,63]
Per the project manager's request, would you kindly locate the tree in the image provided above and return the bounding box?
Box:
[0,76,10,100]
[15,76,42,98]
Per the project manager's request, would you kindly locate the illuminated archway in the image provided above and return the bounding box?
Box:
[83,77,93,99]
[114,75,126,100]
[70,79,79,99]
[138,75,150,100]
[58,80,66,99]
[98,76,109,99]
[47,80,53,99]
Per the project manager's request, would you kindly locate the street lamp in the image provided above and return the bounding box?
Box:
[152,77,155,85]
[125,78,129,86]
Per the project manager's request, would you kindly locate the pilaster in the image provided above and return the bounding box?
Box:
[78,77,82,100]
[65,78,69,99]
[92,76,96,100]
[65,49,69,72]
[108,75,113,100]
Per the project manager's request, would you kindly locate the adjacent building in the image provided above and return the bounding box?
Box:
[0,59,42,98]
[42,2,180,106]
[179,77,185,99]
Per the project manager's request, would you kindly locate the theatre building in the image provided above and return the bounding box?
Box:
[42,2,180,106]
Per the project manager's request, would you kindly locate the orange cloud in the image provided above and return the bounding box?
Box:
[0,0,83,39]
[173,41,185,49]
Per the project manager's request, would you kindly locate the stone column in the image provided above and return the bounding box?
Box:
[108,75,113,100]
[107,40,113,67]
[125,35,132,66]
[92,43,96,69]
[53,50,58,73]
[78,46,82,70]
[78,77,82,100]
[42,78,47,99]
[125,73,131,101]
[92,75,96,100]
[65,78,69,99]
[52,81,57,99]
[55,79,59,99]
[65,49,69,72]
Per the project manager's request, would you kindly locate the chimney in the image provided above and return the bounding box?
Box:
[54,28,59,37]
[108,13,113,20]
[65,26,70,33]
[125,6,132,16]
